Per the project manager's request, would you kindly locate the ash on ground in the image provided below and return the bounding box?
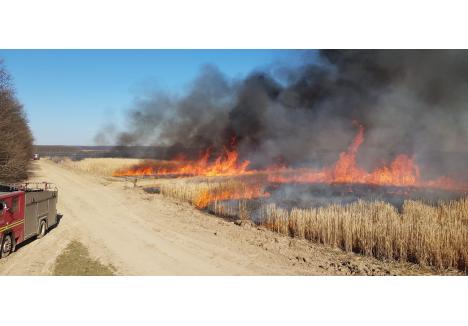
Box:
[266,183,466,209]
[209,183,468,223]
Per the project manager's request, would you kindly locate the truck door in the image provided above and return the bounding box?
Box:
[0,196,19,240]
[0,200,7,227]
[7,195,25,243]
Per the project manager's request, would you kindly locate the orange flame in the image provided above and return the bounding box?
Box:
[268,124,421,186]
[267,124,468,191]
[113,147,252,177]
[194,184,270,209]
[113,124,468,192]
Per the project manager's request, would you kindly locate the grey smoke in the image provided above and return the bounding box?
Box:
[102,50,468,179]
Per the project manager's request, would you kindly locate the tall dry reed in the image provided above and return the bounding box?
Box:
[261,199,468,272]
[50,157,142,176]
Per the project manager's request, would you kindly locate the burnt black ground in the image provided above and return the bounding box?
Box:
[266,183,467,210]
[210,183,468,223]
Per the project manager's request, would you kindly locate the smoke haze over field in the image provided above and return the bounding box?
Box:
[100,50,468,178]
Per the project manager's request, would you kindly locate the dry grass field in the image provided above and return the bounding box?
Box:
[259,200,468,271]
[51,157,468,273]
[158,175,268,209]
[49,157,142,176]
[155,175,468,272]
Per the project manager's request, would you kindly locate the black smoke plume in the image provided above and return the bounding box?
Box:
[100,50,468,179]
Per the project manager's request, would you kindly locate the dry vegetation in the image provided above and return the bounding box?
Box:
[260,200,468,272]
[55,158,468,273]
[50,157,142,176]
[159,177,468,272]
[158,175,267,209]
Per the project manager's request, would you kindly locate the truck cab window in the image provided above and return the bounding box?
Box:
[0,202,5,214]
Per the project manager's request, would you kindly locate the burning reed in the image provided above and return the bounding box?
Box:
[158,175,269,209]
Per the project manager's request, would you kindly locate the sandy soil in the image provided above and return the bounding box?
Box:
[0,160,461,275]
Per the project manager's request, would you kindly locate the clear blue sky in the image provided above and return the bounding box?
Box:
[0,50,308,145]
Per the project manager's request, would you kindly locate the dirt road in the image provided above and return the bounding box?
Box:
[0,160,455,275]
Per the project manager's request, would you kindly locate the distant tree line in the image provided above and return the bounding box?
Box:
[0,60,33,182]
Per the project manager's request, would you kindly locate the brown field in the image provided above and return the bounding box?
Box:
[260,200,468,271]
[49,157,142,176]
[49,157,468,273]
[160,178,468,272]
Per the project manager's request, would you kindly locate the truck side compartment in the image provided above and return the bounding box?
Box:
[24,190,58,240]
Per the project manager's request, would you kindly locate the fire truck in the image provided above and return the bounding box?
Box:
[0,183,58,258]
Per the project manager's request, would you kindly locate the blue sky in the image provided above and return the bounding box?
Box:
[0,50,308,145]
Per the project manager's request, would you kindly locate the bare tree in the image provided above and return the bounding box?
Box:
[0,60,34,182]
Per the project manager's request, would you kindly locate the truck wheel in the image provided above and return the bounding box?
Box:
[37,220,47,239]
[1,234,13,258]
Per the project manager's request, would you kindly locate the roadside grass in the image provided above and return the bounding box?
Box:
[49,157,142,177]
[53,240,115,276]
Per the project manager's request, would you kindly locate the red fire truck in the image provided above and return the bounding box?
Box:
[0,183,58,258]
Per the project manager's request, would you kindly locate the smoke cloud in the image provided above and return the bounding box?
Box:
[101,50,468,178]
